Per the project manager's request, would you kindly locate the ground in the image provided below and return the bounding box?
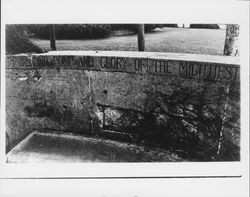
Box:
[32,27,226,55]
[7,131,182,163]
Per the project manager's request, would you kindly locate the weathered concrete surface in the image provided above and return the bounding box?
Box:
[6,51,240,155]
[28,51,239,82]
[6,67,95,152]
[6,131,182,162]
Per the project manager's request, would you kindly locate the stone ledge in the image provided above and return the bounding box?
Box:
[6,51,240,82]
[36,51,240,65]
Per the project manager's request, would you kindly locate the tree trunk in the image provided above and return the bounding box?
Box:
[137,24,145,51]
[49,24,56,51]
[223,24,239,56]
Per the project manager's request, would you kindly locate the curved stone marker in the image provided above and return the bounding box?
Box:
[6,51,240,159]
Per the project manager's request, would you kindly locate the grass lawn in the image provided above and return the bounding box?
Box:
[32,27,226,56]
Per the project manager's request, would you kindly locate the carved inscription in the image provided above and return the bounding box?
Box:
[100,57,127,71]
[97,57,239,81]
[59,56,94,68]
[134,59,149,72]
[178,61,239,81]
[32,56,94,69]
[10,55,239,82]
[6,56,32,68]
[76,56,94,68]
[154,60,171,74]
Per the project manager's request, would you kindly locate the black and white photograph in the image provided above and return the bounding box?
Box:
[5,23,241,163]
[0,0,249,197]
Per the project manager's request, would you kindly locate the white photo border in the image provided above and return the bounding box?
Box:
[0,0,249,180]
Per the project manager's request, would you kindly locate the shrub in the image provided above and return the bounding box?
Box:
[189,24,220,29]
[6,25,44,55]
[111,24,164,32]
[132,82,240,161]
[162,24,179,28]
[145,24,164,32]
[26,24,166,40]
[26,24,112,39]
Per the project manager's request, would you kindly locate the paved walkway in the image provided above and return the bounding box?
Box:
[6,131,182,163]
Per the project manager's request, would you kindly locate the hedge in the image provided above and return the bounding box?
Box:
[6,25,44,55]
[27,24,165,39]
[189,24,220,29]
[26,24,112,39]
[111,24,164,32]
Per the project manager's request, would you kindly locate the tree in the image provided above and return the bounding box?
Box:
[49,24,56,51]
[137,24,145,51]
[223,24,239,56]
